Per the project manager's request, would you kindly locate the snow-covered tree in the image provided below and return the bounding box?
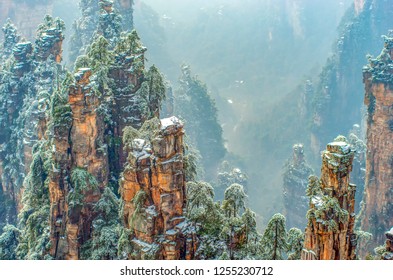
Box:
[286,227,304,260]
[222,183,247,218]
[0,224,20,260]
[175,65,226,180]
[261,213,287,260]
[81,187,120,260]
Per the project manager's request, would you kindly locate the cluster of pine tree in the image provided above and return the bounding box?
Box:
[185,178,304,260]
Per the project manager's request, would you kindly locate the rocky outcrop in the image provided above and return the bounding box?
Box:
[120,116,195,260]
[302,138,357,260]
[49,68,109,260]
[0,17,64,222]
[283,144,313,229]
[360,36,393,249]
[308,0,393,160]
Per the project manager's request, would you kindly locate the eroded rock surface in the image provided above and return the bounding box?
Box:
[302,139,357,260]
[120,116,195,260]
[360,36,393,249]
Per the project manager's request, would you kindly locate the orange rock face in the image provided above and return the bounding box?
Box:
[120,116,195,260]
[302,140,357,260]
[49,68,108,259]
[360,38,393,250]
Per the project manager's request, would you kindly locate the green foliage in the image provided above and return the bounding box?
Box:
[122,126,141,150]
[67,168,99,209]
[139,117,161,140]
[81,225,119,260]
[87,36,114,95]
[81,187,120,260]
[306,175,321,197]
[129,190,147,229]
[0,224,20,260]
[115,30,145,58]
[50,72,73,133]
[261,213,287,260]
[118,228,134,259]
[307,196,349,232]
[17,141,52,260]
[354,230,372,257]
[74,55,91,71]
[96,2,122,48]
[238,208,261,259]
[334,135,347,142]
[1,19,20,57]
[222,183,246,218]
[145,65,166,117]
[175,65,226,180]
[374,245,388,260]
[286,228,304,260]
[183,148,199,182]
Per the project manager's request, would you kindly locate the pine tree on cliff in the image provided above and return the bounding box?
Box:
[81,187,120,260]
[286,227,304,260]
[239,207,261,259]
[261,213,287,260]
[0,224,20,260]
[175,65,226,180]
[221,183,247,259]
[16,142,52,260]
[69,0,124,63]
[186,181,221,235]
[1,19,20,59]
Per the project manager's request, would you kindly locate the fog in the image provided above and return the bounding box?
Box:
[133,0,353,224]
[1,0,357,226]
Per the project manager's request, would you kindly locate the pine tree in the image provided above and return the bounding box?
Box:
[0,224,20,260]
[220,183,247,259]
[1,19,20,59]
[261,213,287,260]
[16,142,52,260]
[222,183,246,218]
[286,227,304,260]
[239,208,261,259]
[175,65,226,180]
[81,187,120,260]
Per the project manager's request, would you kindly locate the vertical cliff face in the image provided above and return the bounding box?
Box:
[309,0,393,159]
[302,138,357,260]
[360,36,393,248]
[49,68,109,259]
[120,116,194,260]
[0,17,64,227]
[283,144,313,229]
